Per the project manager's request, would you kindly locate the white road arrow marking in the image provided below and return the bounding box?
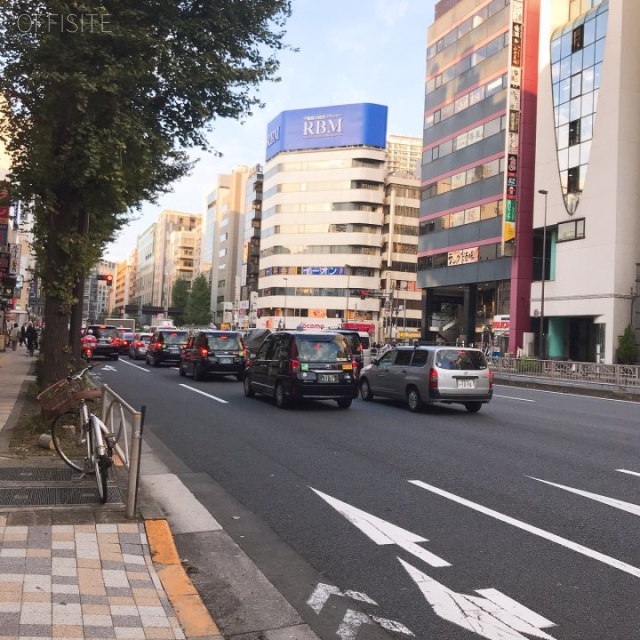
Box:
[529,476,640,516]
[101,365,117,372]
[311,487,450,567]
[409,479,640,579]
[307,584,377,614]
[400,559,557,640]
[338,609,414,640]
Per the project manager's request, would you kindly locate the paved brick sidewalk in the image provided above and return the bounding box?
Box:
[0,348,223,640]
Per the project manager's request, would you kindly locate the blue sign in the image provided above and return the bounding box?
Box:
[266,103,388,160]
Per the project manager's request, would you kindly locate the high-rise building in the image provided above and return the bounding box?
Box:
[387,135,422,176]
[257,103,388,333]
[533,0,639,362]
[419,0,540,356]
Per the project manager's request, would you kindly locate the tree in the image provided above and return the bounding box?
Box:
[0,0,292,385]
[617,324,638,365]
[185,275,212,326]
[170,279,189,327]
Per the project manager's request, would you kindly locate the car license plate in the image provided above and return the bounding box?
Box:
[319,374,339,383]
[220,358,232,364]
[457,379,475,389]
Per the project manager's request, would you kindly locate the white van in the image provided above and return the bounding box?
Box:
[358,332,372,366]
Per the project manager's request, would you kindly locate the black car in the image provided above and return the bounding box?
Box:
[84,325,120,360]
[243,330,358,409]
[179,330,248,381]
[145,329,188,367]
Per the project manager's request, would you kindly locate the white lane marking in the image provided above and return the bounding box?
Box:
[400,558,557,640]
[617,469,640,478]
[494,385,640,404]
[179,383,228,404]
[493,394,536,402]
[118,359,150,372]
[311,487,450,567]
[529,476,640,517]
[409,479,640,579]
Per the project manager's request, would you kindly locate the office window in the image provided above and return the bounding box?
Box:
[572,25,584,52]
[567,166,580,193]
[568,119,580,146]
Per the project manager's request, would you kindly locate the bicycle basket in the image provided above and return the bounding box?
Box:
[37,378,86,416]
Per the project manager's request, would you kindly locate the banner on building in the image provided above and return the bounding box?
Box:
[0,183,10,247]
[9,244,20,275]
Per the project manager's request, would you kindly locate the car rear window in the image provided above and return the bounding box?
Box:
[88,326,119,340]
[295,335,350,362]
[162,331,187,345]
[436,349,487,370]
[122,333,134,341]
[207,334,241,350]
[358,335,371,349]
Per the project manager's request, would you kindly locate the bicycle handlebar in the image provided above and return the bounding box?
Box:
[67,364,96,381]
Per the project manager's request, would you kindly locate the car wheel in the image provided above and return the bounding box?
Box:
[152,357,159,367]
[178,362,186,377]
[244,375,255,397]
[406,386,424,412]
[236,370,245,382]
[336,398,352,409]
[359,378,374,401]
[275,382,289,409]
[464,401,482,413]
[111,355,119,361]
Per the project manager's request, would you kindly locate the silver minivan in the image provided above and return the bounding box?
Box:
[358,345,493,412]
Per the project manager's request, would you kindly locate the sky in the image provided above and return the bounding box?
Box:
[104,0,437,263]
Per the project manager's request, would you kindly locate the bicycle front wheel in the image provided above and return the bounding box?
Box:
[51,411,86,473]
[94,455,109,504]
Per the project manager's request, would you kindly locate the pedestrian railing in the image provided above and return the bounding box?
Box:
[489,357,640,390]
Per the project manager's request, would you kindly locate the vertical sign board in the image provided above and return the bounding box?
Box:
[9,244,20,275]
[0,182,10,247]
[502,0,524,256]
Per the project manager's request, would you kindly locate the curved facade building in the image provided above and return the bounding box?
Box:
[257,104,387,332]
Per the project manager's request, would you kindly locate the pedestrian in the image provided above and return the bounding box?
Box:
[19,322,26,346]
[25,322,38,356]
[9,323,19,351]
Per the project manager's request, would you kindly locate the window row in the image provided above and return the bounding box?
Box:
[425,73,508,131]
[552,41,604,87]
[554,67,601,108]
[417,243,503,270]
[422,157,505,200]
[386,185,421,199]
[261,223,380,238]
[263,202,381,219]
[423,114,506,166]
[427,0,509,60]
[264,157,384,179]
[259,266,377,278]
[384,205,419,219]
[552,7,608,63]
[260,245,380,258]
[426,31,509,95]
[569,0,605,21]
[382,223,419,237]
[420,200,503,235]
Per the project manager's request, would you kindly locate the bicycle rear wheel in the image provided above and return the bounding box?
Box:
[51,411,87,473]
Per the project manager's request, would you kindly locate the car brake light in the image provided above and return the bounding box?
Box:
[290,359,301,374]
[429,367,438,389]
[489,369,494,390]
[154,342,162,349]
[200,348,208,357]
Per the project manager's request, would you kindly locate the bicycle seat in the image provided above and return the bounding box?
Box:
[73,389,102,401]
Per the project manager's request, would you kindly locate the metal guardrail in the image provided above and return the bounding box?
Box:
[99,384,145,518]
[489,357,640,391]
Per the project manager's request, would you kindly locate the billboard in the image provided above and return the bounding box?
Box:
[266,103,388,160]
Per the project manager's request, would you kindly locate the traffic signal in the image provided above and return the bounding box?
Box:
[97,274,114,286]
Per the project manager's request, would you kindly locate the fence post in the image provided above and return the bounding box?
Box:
[125,406,146,520]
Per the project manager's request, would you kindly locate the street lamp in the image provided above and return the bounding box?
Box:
[538,189,548,360]
[344,265,351,328]
[283,277,288,330]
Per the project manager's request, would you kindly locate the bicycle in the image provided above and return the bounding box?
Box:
[37,365,116,503]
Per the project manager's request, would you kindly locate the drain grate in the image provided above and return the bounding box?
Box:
[0,486,123,506]
[0,467,75,482]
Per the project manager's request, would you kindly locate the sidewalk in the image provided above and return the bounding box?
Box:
[0,346,223,640]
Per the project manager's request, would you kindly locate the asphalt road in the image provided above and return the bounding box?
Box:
[96,357,640,640]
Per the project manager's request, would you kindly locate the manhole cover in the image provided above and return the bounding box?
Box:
[0,486,123,506]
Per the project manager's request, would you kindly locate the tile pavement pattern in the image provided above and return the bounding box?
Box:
[0,516,186,640]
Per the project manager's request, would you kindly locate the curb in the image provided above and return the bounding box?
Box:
[145,518,224,640]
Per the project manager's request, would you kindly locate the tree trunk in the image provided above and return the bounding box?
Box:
[69,276,85,360]
[41,295,71,388]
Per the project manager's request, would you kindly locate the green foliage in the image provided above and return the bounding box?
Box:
[516,355,540,374]
[0,0,292,383]
[185,275,212,326]
[171,279,190,326]
[617,324,638,365]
